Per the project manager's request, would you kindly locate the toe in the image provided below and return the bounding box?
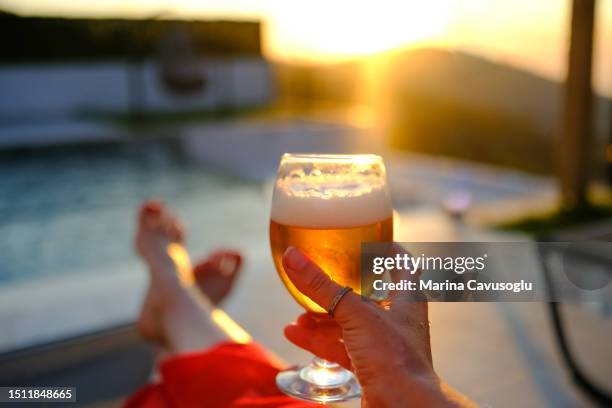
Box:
[215,251,242,277]
[140,200,162,219]
[170,220,184,242]
[160,212,183,242]
[139,200,164,231]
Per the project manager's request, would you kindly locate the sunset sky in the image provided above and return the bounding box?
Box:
[1,0,611,96]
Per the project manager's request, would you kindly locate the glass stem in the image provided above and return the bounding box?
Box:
[312,357,340,369]
[299,357,352,388]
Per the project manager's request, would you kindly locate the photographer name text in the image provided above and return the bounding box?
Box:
[371,253,534,294]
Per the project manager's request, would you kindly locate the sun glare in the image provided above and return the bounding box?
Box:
[266,1,451,62]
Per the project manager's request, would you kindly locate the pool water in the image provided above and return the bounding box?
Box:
[0,140,271,286]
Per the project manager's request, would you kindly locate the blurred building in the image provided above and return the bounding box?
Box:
[0,12,273,147]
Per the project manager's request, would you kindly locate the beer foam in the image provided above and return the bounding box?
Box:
[271,171,392,228]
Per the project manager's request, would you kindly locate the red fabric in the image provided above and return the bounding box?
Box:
[124,342,316,408]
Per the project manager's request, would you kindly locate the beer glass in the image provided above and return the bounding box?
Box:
[270,153,393,403]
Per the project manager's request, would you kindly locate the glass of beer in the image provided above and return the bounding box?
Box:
[270,153,393,403]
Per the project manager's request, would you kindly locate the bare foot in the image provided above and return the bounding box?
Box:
[194,250,242,305]
[135,201,185,346]
[135,201,243,345]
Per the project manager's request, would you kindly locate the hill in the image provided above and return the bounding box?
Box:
[274,48,610,175]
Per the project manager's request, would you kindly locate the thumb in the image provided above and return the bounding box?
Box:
[282,247,366,323]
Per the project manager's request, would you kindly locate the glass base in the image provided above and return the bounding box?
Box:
[276,358,361,404]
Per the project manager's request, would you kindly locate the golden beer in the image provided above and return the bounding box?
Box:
[270,217,393,313]
[270,153,392,402]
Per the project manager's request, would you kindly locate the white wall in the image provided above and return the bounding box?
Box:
[0,58,273,122]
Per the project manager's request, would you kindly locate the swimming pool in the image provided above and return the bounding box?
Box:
[0,140,271,286]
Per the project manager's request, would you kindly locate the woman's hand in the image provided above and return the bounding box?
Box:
[282,246,474,408]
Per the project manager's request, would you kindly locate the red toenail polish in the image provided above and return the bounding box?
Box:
[144,203,160,213]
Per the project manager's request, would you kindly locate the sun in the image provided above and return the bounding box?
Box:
[264,1,451,62]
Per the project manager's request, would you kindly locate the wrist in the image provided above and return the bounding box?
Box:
[366,369,451,408]
[398,373,470,408]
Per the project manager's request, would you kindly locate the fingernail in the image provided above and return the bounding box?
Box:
[283,247,308,271]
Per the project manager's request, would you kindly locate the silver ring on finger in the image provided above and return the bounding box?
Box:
[328,286,353,316]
